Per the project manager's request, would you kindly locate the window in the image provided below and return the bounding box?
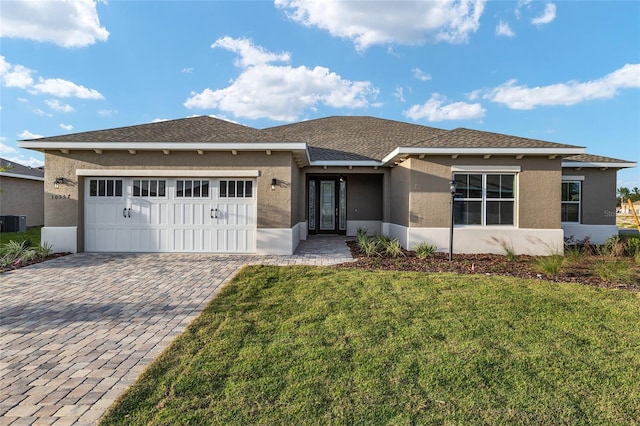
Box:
[176,180,209,198]
[220,180,253,198]
[89,179,123,197]
[561,181,581,222]
[133,179,166,197]
[454,173,515,225]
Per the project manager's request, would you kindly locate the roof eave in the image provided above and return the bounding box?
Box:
[381,147,586,165]
[562,161,637,169]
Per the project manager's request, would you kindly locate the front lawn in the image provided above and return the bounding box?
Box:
[101,266,640,425]
[0,225,41,245]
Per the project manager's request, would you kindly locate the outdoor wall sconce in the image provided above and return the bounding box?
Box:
[271,178,277,191]
[449,179,457,261]
[54,177,64,189]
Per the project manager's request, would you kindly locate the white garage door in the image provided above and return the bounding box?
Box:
[85,177,256,253]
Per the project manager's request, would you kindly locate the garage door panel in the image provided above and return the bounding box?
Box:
[86,178,255,253]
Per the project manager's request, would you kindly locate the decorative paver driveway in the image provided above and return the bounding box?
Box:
[0,237,353,425]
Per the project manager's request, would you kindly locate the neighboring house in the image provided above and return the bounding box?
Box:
[0,157,45,228]
[18,116,636,255]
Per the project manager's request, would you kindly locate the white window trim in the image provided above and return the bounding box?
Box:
[452,165,521,173]
[562,175,585,181]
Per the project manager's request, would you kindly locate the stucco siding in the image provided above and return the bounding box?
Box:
[389,163,410,227]
[562,168,616,226]
[43,150,295,232]
[347,174,383,221]
[0,176,44,226]
[406,156,562,229]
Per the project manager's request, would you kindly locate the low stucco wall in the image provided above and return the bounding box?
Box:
[0,176,44,227]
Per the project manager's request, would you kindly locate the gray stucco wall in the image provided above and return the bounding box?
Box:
[401,155,562,229]
[43,150,296,237]
[562,167,617,225]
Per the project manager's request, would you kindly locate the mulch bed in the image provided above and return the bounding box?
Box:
[0,253,70,274]
[339,241,640,292]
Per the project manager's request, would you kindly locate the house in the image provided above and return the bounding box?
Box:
[0,157,45,229]
[18,116,636,255]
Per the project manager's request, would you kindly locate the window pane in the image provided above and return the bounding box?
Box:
[177,180,184,197]
[142,180,149,197]
[115,180,123,197]
[193,180,201,197]
[236,181,244,197]
[150,180,158,197]
[487,201,514,225]
[90,180,97,197]
[454,174,467,198]
[220,181,227,197]
[158,180,166,197]
[562,204,579,222]
[468,174,483,198]
[454,201,482,225]
[106,180,114,196]
[98,179,106,196]
[228,180,235,197]
[201,181,209,197]
[500,175,514,198]
[245,181,252,197]
[486,175,501,199]
[185,180,192,197]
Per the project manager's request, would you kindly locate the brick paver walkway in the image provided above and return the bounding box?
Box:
[0,236,353,425]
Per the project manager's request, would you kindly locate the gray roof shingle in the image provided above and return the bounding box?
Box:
[563,154,635,164]
[0,157,44,179]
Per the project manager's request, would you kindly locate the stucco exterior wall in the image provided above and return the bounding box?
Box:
[406,156,562,229]
[346,174,383,221]
[562,168,617,226]
[389,163,410,227]
[0,176,44,226]
[43,150,296,232]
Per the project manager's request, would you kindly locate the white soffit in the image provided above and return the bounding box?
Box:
[77,169,260,177]
[562,161,637,168]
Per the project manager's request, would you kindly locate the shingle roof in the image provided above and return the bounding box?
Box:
[564,154,634,164]
[414,128,582,149]
[24,115,629,164]
[261,116,447,161]
[28,116,263,143]
[0,157,44,179]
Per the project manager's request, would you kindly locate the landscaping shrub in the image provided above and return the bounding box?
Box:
[414,242,437,259]
[593,259,636,284]
[383,238,404,258]
[534,255,564,275]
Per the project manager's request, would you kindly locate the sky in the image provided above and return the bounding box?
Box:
[1,0,639,188]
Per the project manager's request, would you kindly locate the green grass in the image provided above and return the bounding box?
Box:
[0,226,41,246]
[100,266,640,425]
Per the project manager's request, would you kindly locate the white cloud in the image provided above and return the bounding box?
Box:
[1,56,104,99]
[185,37,378,121]
[151,118,169,123]
[275,0,486,51]
[32,77,104,99]
[60,123,73,130]
[0,141,19,154]
[45,99,75,112]
[483,63,640,109]
[0,0,109,48]
[404,93,486,122]
[496,20,515,37]
[33,108,53,117]
[18,129,43,139]
[531,3,556,26]
[181,67,194,73]
[412,67,431,81]
[98,109,116,117]
[394,87,406,102]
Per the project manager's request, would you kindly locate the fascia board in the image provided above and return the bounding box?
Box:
[18,141,309,152]
[76,169,260,177]
[382,147,586,164]
[309,160,383,167]
[0,172,45,181]
[562,161,637,169]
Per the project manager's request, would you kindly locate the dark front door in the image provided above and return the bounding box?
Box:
[308,176,346,235]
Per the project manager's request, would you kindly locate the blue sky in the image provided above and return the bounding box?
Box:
[1,0,639,187]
